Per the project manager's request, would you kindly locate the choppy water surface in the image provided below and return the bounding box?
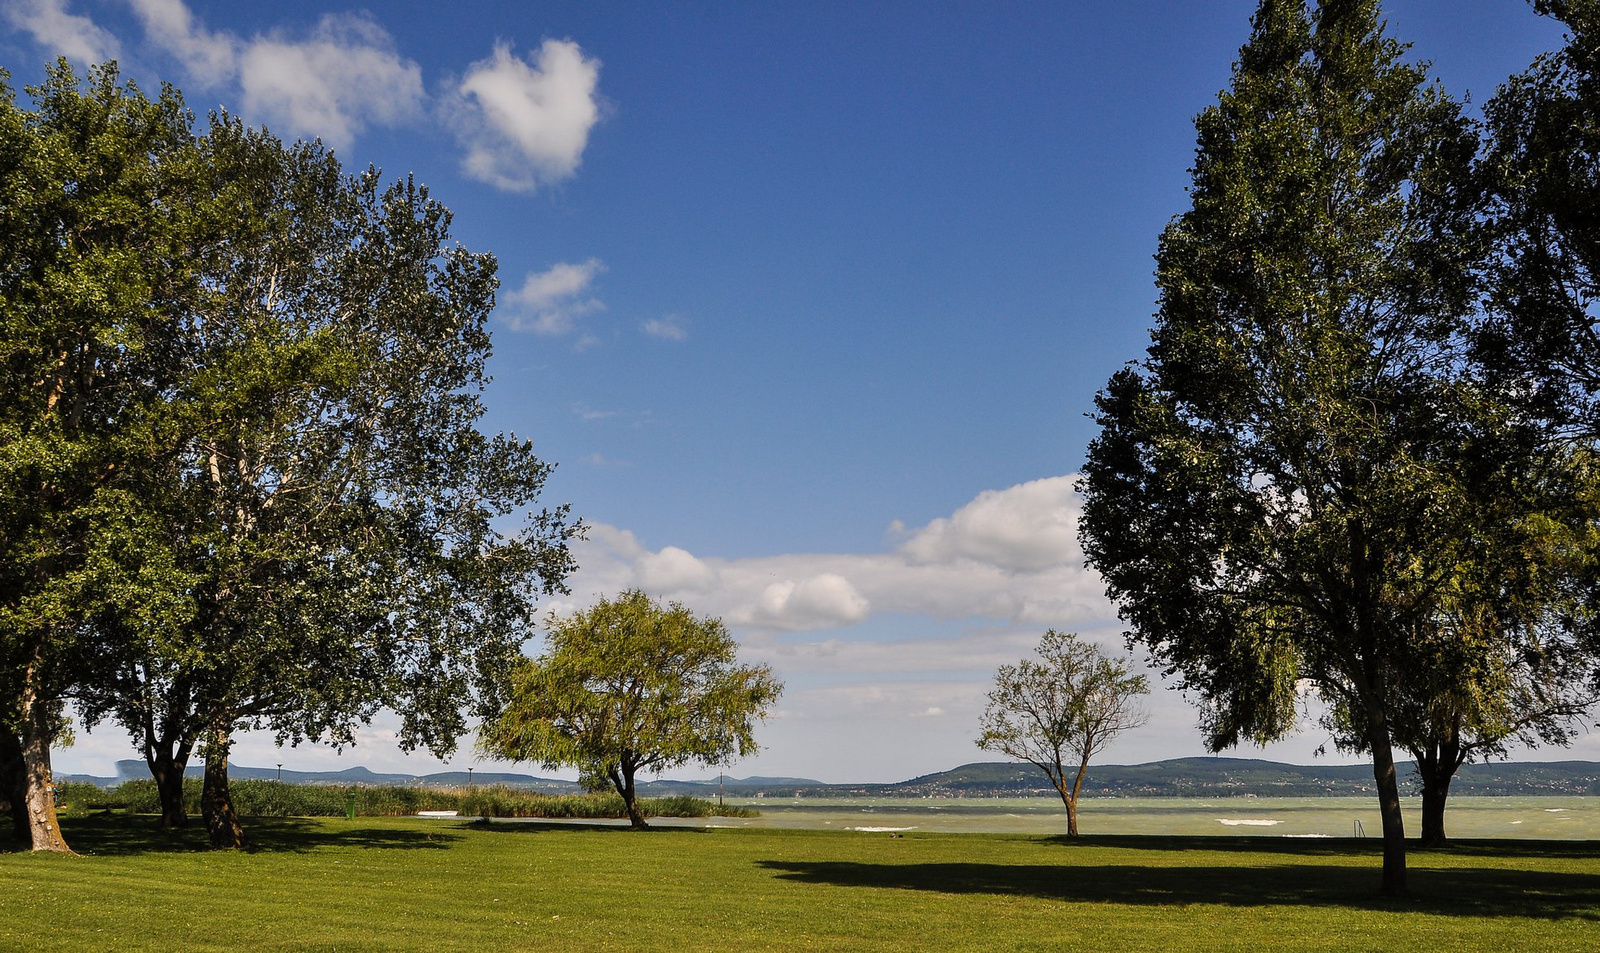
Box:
[689,796,1600,839]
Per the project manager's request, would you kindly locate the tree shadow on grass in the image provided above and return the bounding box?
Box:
[49,815,461,856]
[757,858,1600,919]
[1052,834,1600,861]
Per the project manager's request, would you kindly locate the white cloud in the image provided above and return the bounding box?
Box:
[4,0,120,63]
[503,258,606,334]
[558,475,1116,634]
[126,0,234,85]
[456,39,601,193]
[124,2,424,151]
[899,475,1083,571]
[642,316,687,341]
[236,15,425,151]
[636,546,716,592]
[749,574,871,630]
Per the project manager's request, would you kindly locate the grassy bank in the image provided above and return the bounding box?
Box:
[2,815,1597,951]
[53,779,753,821]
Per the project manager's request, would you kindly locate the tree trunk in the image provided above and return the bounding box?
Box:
[1060,751,1093,838]
[201,723,247,849]
[1414,727,1464,848]
[1365,705,1407,896]
[19,655,70,853]
[609,762,648,829]
[142,696,196,829]
[1,731,28,845]
[147,748,191,829]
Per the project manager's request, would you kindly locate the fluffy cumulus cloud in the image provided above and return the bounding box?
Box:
[503,258,606,334]
[4,0,120,63]
[455,39,601,193]
[897,476,1083,571]
[558,475,1114,635]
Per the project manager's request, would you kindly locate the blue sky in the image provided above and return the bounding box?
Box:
[6,1,1585,782]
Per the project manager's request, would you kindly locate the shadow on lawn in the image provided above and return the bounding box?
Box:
[48,815,461,856]
[757,858,1600,918]
[460,818,712,836]
[1045,834,1600,861]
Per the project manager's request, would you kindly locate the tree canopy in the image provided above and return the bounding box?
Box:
[478,590,782,828]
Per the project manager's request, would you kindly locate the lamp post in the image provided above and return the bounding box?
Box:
[276,763,282,783]
[467,766,473,791]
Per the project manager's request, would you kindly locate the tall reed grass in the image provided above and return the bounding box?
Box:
[54,779,754,820]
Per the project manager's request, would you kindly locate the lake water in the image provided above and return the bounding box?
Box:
[669,796,1600,839]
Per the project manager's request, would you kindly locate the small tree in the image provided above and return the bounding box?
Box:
[977,630,1149,836]
[478,590,782,828]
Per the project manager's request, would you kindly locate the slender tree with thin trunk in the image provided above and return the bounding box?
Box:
[977,630,1149,837]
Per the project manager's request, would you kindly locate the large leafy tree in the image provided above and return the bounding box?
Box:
[73,114,579,848]
[976,630,1148,837]
[2,62,579,850]
[0,62,203,851]
[479,590,782,828]
[1078,0,1530,895]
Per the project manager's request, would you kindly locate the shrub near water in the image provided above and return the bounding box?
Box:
[62,779,751,820]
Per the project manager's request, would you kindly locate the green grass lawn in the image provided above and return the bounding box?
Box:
[2,815,1597,951]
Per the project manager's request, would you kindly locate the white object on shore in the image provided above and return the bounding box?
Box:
[417,810,460,818]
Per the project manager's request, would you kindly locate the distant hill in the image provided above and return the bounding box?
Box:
[843,758,1600,798]
[58,757,1600,797]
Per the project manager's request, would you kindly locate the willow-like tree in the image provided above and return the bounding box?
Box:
[976,630,1148,837]
[479,590,782,828]
[1077,0,1530,896]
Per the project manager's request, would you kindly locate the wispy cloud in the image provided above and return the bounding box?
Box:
[125,2,423,151]
[503,258,606,335]
[4,0,119,63]
[580,452,632,468]
[642,316,688,341]
[454,39,601,193]
[235,16,425,149]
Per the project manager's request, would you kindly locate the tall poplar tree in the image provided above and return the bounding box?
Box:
[1079,0,1506,895]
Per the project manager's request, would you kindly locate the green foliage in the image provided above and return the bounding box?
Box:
[478,590,782,826]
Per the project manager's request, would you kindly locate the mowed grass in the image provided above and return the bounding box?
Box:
[2,816,1598,951]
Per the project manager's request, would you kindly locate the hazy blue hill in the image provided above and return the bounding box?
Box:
[60,757,1600,797]
[869,758,1600,798]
